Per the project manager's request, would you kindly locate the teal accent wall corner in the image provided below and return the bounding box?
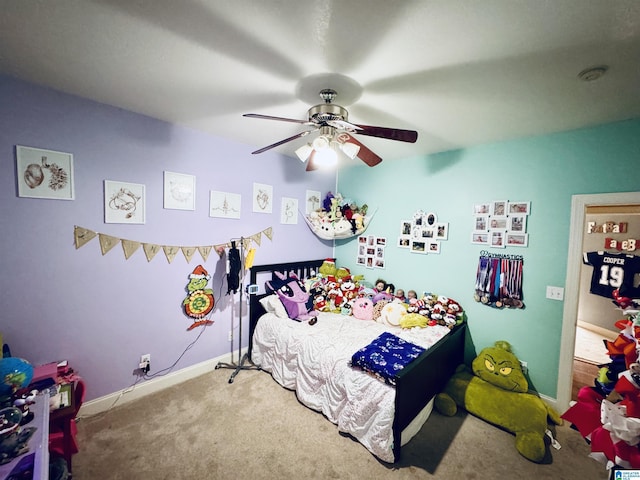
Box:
[335,118,640,399]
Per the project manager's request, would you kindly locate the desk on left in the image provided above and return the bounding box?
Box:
[0,392,50,480]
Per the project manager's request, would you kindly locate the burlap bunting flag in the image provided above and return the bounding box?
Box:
[98,233,119,255]
[198,246,212,262]
[74,226,97,249]
[251,232,262,246]
[121,239,141,259]
[181,246,196,263]
[263,227,273,240]
[143,243,161,262]
[163,246,179,264]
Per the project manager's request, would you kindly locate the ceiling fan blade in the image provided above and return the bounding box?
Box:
[339,133,382,167]
[243,113,314,126]
[305,151,319,171]
[354,124,418,143]
[251,130,316,154]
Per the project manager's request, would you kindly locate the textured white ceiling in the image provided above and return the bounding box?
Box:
[1,0,639,166]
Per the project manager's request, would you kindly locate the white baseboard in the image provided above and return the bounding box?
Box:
[78,348,249,418]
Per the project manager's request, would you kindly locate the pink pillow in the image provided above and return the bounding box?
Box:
[351,297,373,321]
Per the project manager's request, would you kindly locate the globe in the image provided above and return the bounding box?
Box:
[0,357,33,396]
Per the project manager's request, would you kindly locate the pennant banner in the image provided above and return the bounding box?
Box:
[74,226,273,263]
[74,226,97,249]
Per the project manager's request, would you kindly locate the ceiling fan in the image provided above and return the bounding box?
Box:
[243,89,418,170]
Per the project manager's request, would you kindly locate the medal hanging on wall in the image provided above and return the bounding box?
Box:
[474,251,525,309]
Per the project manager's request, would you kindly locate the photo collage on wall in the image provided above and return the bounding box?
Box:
[356,235,387,269]
[471,200,531,248]
[397,210,449,255]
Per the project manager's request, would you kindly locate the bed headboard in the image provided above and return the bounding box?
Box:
[247,259,327,360]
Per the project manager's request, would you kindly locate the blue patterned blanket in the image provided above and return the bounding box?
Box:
[350,331,425,386]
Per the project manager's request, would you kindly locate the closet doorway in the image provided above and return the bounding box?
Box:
[557,192,640,412]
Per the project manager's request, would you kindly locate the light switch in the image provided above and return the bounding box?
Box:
[546,286,564,301]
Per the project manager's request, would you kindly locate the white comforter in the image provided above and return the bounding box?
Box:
[251,311,451,462]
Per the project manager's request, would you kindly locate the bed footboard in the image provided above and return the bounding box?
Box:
[392,322,467,462]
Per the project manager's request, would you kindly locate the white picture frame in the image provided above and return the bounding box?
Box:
[163,171,195,211]
[209,191,241,219]
[280,197,298,224]
[436,222,449,240]
[506,232,529,247]
[490,230,506,248]
[104,180,146,224]
[253,183,273,213]
[489,217,508,230]
[508,213,528,233]
[491,200,508,217]
[410,240,428,254]
[16,145,75,200]
[507,201,531,215]
[305,190,321,214]
[471,232,489,245]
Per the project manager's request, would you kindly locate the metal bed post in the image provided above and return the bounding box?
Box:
[215,236,260,383]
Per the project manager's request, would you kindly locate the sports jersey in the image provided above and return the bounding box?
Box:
[583,251,640,299]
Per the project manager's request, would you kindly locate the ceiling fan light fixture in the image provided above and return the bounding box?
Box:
[340,141,360,160]
[295,143,313,162]
[313,146,338,168]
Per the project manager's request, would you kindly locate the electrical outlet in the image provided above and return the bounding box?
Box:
[545,286,564,301]
[139,354,151,372]
[519,360,528,374]
[228,331,233,342]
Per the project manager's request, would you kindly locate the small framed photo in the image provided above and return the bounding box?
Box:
[425,212,438,226]
[473,203,490,214]
[400,221,412,235]
[397,236,411,248]
[376,237,387,246]
[474,215,489,232]
[491,200,508,217]
[421,228,435,239]
[104,180,146,224]
[506,233,529,247]
[489,217,508,230]
[16,145,74,200]
[436,223,449,240]
[428,241,441,254]
[163,171,195,210]
[490,230,506,248]
[507,201,531,215]
[410,240,427,254]
[357,256,366,266]
[508,214,527,233]
[471,232,489,245]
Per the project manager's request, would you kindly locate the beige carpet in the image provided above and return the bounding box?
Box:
[73,368,608,479]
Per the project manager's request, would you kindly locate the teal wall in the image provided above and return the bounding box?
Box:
[335,118,640,399]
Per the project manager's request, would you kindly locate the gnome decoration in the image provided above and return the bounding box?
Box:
[183,265,215,331]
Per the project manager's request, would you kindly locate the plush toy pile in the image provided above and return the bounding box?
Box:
[305,192,370,239]
[435,340,563,463]
[300,259,465,329]
[562,295,640,470]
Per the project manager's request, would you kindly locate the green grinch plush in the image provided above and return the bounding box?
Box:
[434,340,562,463]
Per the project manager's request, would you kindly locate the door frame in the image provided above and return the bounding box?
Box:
[557,191,640,412]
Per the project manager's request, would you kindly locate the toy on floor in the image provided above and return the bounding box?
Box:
[435,340,562,463]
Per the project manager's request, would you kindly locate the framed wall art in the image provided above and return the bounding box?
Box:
[506,232,529,247]
[104,180,146,224]
[280,197,298,224]
[16,145,74,200]
[253,183,273,213]
[209,191,241,219]
[305,190,321,214]
[163,171,195,210]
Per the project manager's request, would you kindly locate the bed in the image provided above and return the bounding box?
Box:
[247,259,466,463]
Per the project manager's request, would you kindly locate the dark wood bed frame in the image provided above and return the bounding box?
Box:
[247,259,467,463]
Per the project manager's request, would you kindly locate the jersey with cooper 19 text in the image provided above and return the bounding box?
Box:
[583,251,640,299]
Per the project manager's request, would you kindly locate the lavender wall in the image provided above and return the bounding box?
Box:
[0,75,334,401]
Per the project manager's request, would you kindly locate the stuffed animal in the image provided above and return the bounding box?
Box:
[435,340,562,463]
[351,297,373,321]
[377,302,407,327]
[265,271,318,323]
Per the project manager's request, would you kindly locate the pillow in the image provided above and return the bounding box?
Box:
[259,294,288,319]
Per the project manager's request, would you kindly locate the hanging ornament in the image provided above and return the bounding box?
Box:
[183,265,215,331]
